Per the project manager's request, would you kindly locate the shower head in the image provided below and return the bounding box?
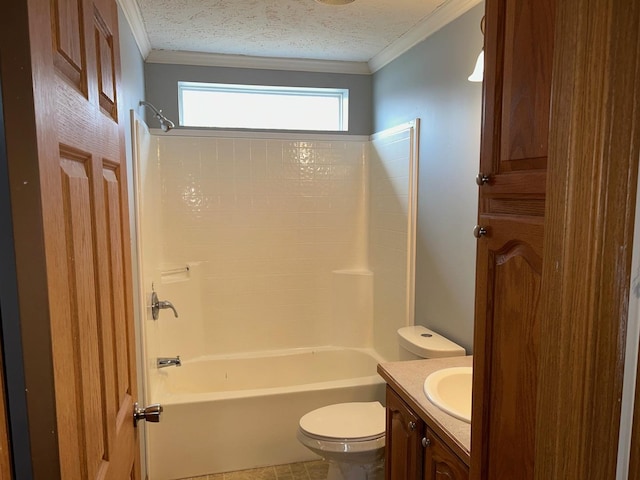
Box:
[158,116,175,132]
[139,100,175,132]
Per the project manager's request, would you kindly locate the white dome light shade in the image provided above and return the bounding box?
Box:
[468,50,484,82]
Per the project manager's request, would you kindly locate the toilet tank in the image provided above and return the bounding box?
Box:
[397,325,466,360]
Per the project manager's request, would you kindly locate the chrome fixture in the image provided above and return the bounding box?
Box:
[139,100,175,132]
[476,173,490,186]
[151,291,179,320]
[473,225,488,238]
[161,265,190,276]
[133,402,163,426]
[157,356,182,368]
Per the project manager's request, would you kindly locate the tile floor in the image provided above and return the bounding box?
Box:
[178,460,329,480]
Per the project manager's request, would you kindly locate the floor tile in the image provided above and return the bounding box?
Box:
[305,461,329,480]
[224,466,277,480]
[175,460,327,480]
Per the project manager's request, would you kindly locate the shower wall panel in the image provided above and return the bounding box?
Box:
[155,134,369,355]
[370,121,419,361]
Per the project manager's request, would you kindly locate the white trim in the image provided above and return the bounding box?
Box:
[370,120,420,328]
[149,127,369,142]
[368,0,483,73]
[370,119,417,141]
[146,50,372,75]
[117,0,152,58]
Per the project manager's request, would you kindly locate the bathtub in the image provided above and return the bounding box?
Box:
[146,347,386,480]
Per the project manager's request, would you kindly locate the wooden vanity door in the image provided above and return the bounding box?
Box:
[385,386,423,480]
[470,0,555,479]
[423,428,469,480]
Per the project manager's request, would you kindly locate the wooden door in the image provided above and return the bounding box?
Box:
[1,0,139,478]
[0,329,11,478]
[385,386,423,480]
[470,0,555,479]
[534,0,640,478]
[423,429,468,480]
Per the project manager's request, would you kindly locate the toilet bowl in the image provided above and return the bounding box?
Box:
[297,402,385,480]
[296,326,466,479]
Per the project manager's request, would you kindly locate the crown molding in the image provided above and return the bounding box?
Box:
[368,0,483,73]
[146,50,372,75]
[120,0,480,74]
[117,0,152,58]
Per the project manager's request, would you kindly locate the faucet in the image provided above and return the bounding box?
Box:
[151,291,179,320]
[157,356,182,368]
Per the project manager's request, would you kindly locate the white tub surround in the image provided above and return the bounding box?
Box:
[132,124,421,478]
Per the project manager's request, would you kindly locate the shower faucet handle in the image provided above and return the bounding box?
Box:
[157,300,178,316]
[151,291,179,320]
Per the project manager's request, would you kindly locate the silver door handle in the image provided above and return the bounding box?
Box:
[133,402,163,426]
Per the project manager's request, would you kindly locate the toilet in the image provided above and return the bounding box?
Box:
[296,325,465,480]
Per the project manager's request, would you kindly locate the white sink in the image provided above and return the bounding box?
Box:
[423,367,472,423]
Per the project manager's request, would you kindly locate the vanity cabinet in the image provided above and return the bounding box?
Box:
[385,386,469,480]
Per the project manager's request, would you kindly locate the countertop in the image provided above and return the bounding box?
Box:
[377,355,473,463]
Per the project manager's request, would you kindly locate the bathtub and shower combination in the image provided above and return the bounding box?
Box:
[147,347,386,479]
[133,116,419,479]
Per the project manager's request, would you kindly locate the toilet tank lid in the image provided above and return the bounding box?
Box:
[397,325,466,358]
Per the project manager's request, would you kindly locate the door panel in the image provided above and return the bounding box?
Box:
[499,0,554,166]
[58,152,107,479]
[51,0,86,89]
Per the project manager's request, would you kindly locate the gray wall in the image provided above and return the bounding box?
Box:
[117,4,147,477]
[144,63,372,135]
[373,3,484,352]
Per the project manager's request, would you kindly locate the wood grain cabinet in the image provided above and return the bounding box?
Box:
[385,386,469,480]
[385,386,422,480]
[423,428,469,480]
[471,0,555,479]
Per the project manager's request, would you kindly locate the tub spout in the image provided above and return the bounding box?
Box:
[157,356,181,368]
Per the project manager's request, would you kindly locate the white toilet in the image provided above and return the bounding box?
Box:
[296,326,466,480]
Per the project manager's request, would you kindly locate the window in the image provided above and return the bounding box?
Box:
[178,81,349,131]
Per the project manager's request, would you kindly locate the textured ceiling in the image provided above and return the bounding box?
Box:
[135,0,451,62]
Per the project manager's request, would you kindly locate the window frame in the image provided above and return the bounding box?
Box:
[177,81,350,132]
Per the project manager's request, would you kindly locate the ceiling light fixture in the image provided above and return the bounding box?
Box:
[468,16,485,83]
[315,0,356,5]
[468,51,484,82]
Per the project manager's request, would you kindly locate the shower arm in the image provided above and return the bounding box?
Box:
[139,100,175,132]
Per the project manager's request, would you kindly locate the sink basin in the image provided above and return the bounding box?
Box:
[423,367,472,423]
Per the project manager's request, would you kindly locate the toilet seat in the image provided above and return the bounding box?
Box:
[299,402,385,442]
